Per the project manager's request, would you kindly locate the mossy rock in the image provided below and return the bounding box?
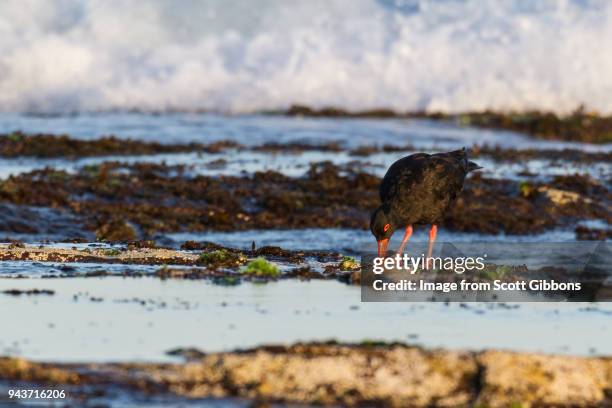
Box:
[519,181,535,198]
[241,257,280,278]
[198,249,246,268]
[339,256,360,271]
[103,248,121,257]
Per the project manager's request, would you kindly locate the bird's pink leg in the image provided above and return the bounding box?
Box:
[426,224,438,269]
[397,225,413,255]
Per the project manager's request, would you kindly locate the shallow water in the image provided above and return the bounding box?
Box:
[0,225,589,259]
[0,260,162,278]
[0,277,610,363]
[165,227,591,255]
[3,113,611,151]
[1,113,609,185]
[1,147,609,183]
[0,113,610,366]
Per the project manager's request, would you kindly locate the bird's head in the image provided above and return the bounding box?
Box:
[370,205,394,257]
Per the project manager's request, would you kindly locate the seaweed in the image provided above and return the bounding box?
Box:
[0,160,608,239]
[198,249,246,268]
[0,132,241,158]
[339,256,360,271]
[241,258,280,278]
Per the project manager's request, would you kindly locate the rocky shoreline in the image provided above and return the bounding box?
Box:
[1,133,609,243]
[0,160,608,241]
[0,243,357,283]
[282,105,612,144]
[1,342,610,407]
[1,132,611,162]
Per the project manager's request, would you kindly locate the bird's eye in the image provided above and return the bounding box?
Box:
[383,223,390,232]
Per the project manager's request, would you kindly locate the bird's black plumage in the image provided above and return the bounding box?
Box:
[380,148,479,225]
[370,148,481,243]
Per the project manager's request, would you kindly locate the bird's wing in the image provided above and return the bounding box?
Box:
[427,154,468,202]
[379,153,430,202]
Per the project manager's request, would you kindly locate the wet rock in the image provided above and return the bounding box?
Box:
[348,144,415,156]
[205,158,227,169]
[0,203,88,240]
[576,226,611,241]
[202,140,243,153]
[1,162,608,237]
[197,249,246,268]
[0,357,82,384]
[95,219,138,242]
[166,348,207,360]
[551,174,609,196]
[127,240,157,250]
[476,350,612,407]
[180,241,226,251]
[282,105,612,143]
[284,266,324,280]
[349,270,361,284]
[1,289,54,296]
[7,240,25,249]
[471,144,612,163]
[452,108,612,144]
[446,175,557,234]
[253,246,304,263]
[285,104,402,118]
[538,186,587,206]
[252,141,343,153]
[0,132,225,158]
[0,244,200,266]
[349,145,381,156]
[2,131,611,167]
[1,344,610,407]
[1,241,325,281]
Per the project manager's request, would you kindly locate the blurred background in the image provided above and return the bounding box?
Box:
[1,0,612,114]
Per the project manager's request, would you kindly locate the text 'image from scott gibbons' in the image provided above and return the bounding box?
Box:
[362,242,611,301]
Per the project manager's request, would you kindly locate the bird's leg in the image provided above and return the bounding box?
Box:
[426,224,438,269]
[397,225,413,255]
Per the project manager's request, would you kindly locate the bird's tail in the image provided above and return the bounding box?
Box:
[457,147,483,172]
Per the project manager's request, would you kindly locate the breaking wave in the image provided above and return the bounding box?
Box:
[1,0,612,114]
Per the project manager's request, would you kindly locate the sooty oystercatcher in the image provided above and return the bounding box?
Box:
[370,148,481,259]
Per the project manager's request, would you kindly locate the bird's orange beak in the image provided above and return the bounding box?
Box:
[377,239,389,257]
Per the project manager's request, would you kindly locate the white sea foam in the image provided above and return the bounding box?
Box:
[1,0,612,113]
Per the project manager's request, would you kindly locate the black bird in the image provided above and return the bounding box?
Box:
[370,148,481,258]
